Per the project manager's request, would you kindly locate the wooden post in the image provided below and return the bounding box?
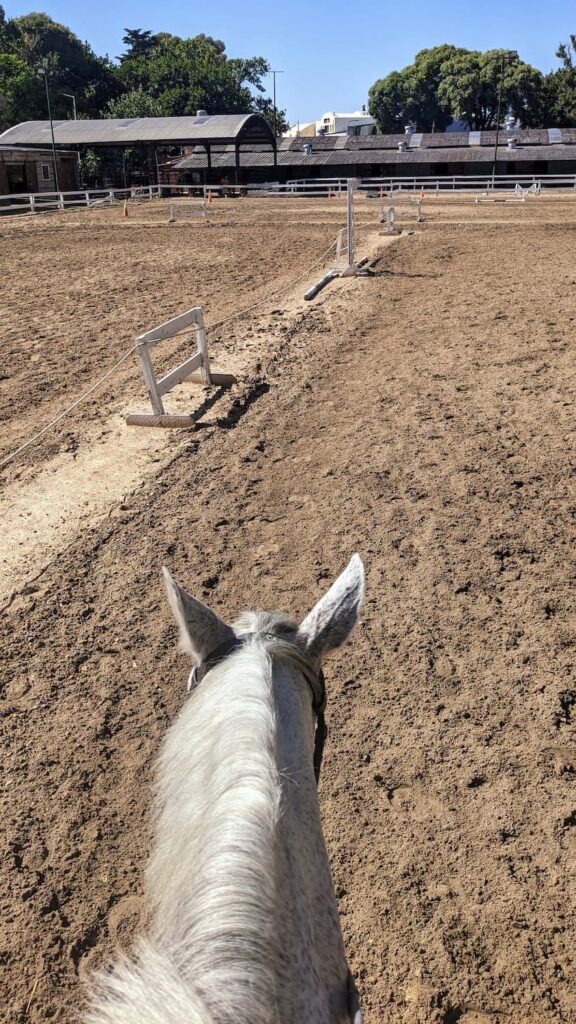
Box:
[136,342,165,415]
[194,308,212,386]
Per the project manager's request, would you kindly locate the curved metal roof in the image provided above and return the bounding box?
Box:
[0,114,275,148]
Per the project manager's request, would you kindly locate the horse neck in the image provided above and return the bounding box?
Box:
[146,642,348,1024]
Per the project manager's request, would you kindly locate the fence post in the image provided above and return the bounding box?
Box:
[194,308,212,386]
[347,179,355,269]
[30,195,36,214]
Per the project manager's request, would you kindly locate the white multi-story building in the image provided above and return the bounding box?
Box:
[284,110,376,138]
[316,110,376,135]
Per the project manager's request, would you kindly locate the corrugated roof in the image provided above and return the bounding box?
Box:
[0,114,275,148]
[174,144,576,170]
[0,144,76,155]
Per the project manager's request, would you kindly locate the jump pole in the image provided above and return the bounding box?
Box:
[340,180,372,277]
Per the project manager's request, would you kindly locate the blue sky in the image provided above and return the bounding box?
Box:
[6,0,574,124]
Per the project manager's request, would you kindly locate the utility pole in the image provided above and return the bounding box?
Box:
[62,91,82,186]
[269,69,284,137]
[490,50,518,187]
[39,67,60,192]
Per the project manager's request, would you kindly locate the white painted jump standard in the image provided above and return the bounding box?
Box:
[379,199,422,224]
[168,200,208,224]
[127,306,234,428]
[380,206,401,235]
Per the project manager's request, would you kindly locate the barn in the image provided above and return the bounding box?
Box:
[172,127,576,185]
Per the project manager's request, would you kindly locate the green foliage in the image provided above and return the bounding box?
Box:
[369,46,468,132]
[0,12,275,131]
[105,87,165,118]
[0,12,120,118]
[120,28,160,61]
[542,37,576,126]
[437,50,544,129]
[0,52,44,130]
[117,34,271,117]
[252,95,289,135]
[369,45,545,131]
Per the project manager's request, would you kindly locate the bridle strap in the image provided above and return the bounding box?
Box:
[312,706,327,785]
[189,633,327,785]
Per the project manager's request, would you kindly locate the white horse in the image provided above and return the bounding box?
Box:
[85,555,365,1024]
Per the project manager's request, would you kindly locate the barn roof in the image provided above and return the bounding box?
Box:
[174,142,576,170]
[0,114,275,148]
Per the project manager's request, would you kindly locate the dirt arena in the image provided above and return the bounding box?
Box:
[1,194,575,1023]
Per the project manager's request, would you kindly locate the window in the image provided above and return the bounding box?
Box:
[41,164,51,181]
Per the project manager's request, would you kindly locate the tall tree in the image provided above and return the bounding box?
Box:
[369,45,545,132]
[438,50,544,129]
[541,37,576,125]
[0,53,44,131]
[2,12,120,117]
[369,46,468,132]
[117,33,271,117]
[120,28,159,61]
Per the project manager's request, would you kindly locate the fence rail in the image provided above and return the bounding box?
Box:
[2,173,576,215]
[264,174,576,196]
[0,184,162,215]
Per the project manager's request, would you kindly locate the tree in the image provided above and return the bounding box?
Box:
[2,12,120,118]
[369,45,545,132]
[438,50,544,129]
[105,87,165,118]
[0,53,44,131]
[541,37,576,125]
[117,33,271,117]
[120,28,160,61]
[253,95,289,135]
[369,46,468,132]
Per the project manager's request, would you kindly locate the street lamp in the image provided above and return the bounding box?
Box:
[268,69,284,137]
[490,50,518,187]
[38,66,60,192]
[62,92,77,119]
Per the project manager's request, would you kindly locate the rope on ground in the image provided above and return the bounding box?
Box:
[0,345,137,471]
[204,232,343,333]
[0,230,347,472]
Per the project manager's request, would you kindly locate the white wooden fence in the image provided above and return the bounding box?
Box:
[2,172,576,217]
[0,184,162,216]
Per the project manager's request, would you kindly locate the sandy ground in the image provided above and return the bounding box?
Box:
[1,196,575,1024]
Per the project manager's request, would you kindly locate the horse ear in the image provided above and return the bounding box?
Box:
[297,554,365,661]
[162,567,235,664]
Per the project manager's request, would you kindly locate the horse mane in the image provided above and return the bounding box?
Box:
[85,617,309,1024]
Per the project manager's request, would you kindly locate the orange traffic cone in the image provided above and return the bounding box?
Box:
[207,189,213,204]
[123,200,129,218]
[420,187,424,198]
[328,188,333,199]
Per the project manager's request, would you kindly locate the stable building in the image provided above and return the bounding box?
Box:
[172,127,576,185]
[0,145,79,195]
[0,114,277,190]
